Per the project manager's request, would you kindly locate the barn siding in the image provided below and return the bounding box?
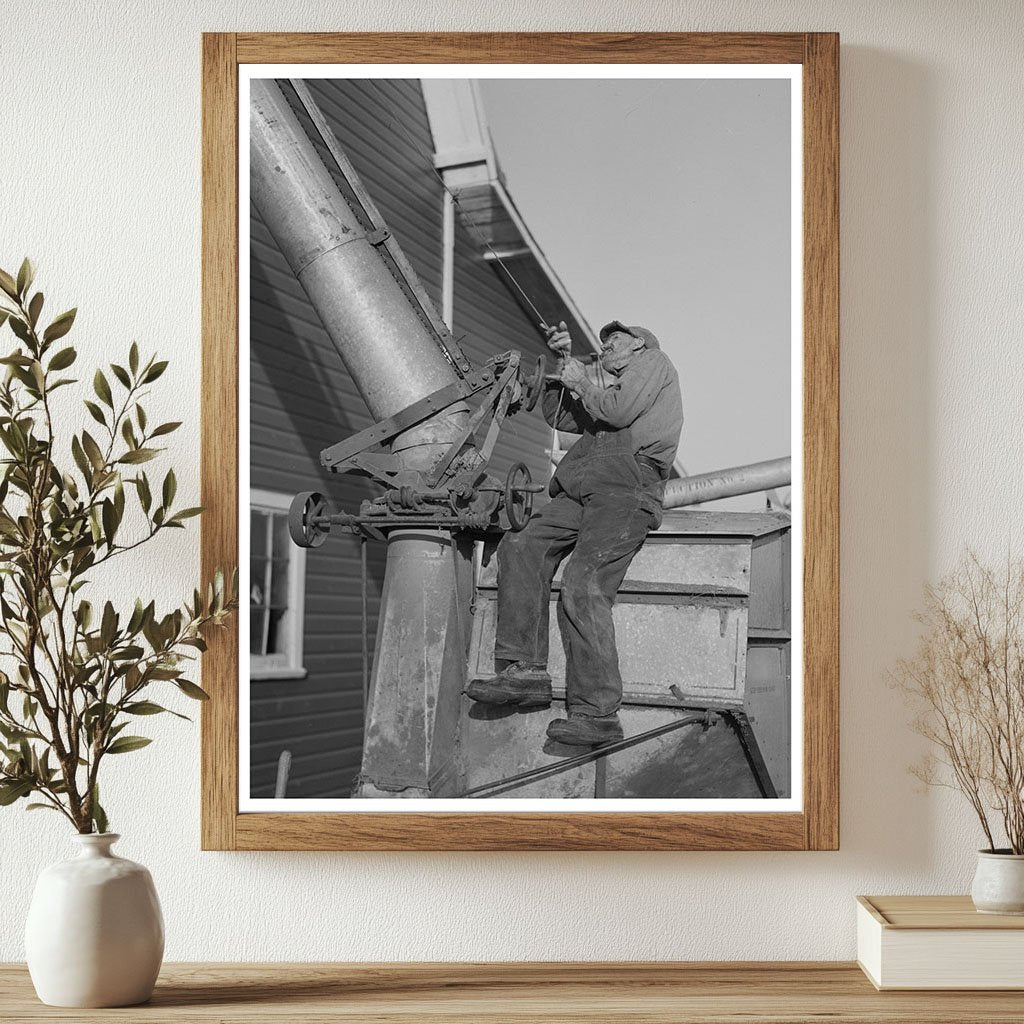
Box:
[249,79,558,798]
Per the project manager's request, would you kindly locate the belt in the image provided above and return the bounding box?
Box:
[635,455,668,480]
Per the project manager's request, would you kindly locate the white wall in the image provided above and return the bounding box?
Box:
[2,0,1022,961]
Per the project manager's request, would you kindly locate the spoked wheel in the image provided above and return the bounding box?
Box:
[504,462,534,532]
[288,490,330,548]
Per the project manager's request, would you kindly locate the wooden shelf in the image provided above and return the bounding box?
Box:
[3,962,1024,1022]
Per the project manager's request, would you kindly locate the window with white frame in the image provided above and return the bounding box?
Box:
[249,489,307,680]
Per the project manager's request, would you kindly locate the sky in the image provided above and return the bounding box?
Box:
[476,76,793,509]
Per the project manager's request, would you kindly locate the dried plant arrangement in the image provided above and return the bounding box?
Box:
[0,259,236,833]
[895,551,1024,854]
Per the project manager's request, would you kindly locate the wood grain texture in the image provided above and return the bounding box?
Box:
[235,810,806,852]
[862,895,1024,930]
[236,32,807,65]
[200,33,239,852]
[200,32,841,851]
[3,962,1023,1023]
[801,33,841,852]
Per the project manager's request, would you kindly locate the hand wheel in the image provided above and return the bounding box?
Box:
[288,491,330,548]
[503,462,534,532]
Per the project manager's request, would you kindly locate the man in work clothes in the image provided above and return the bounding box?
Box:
[466,321,684,746]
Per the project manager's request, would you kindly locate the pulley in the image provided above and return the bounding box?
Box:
[288,491,331,548]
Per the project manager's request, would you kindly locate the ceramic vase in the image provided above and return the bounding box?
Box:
[25,833,164,1007]
[970,849,1024,915]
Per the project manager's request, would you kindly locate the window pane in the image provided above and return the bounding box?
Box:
[270,558,290,609]
[266,608,285,656]
[249,609,265,655]
[250,558,268,607]
[272,512,290,558]
[250,510,268,558]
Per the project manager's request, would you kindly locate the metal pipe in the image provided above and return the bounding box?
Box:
[663,457,791,509]
[249,80,468,797]
[460,715,708,798]
[441,189,455,330]
[249,79,465,462]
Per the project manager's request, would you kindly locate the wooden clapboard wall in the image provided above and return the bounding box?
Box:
[248,78,558,797]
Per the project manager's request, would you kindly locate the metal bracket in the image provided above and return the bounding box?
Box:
[319,364,497,471]
[425,353,520,487]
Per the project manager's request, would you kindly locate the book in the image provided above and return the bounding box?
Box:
[857,895,1024,990]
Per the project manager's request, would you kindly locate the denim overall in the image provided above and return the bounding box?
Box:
[495,426,664,718]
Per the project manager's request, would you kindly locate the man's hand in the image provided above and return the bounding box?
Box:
[544,320,571,358]
[559,357,589,394]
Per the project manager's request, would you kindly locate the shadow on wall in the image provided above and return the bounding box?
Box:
[838,48,937,869]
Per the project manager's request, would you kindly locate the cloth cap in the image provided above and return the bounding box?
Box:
[599,320,660,350]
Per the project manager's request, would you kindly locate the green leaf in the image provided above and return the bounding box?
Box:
[150,421,181,438]
[100,601,117,647]
[118,448,157,465]
[168,507,202,524]
[70,435,92,483]
[142,360,168,383]
[0,352,33,366]
[129,342,139,375]
[121,418,137,449]
[15,258,34,298]
[123,700,190,722]
[91,785,108,834]
[126,598,145,635]
[8,317,31,345]
[93,369,113,408]
[135,473,152,513]
[162,468,176,508]
[0,269,18,300]
[105,735,152,755]
[0,779,33,805]
[48,346,76,371]
[26,803,61,813]
[81,431,104,471]
[42,308,76,344]
[27,292,43,328]
[175,679,210,701]
[136,404,147,432]
[123,701,164,715]
[83,400,106,427]
[101,498,116,546]
[110,363,131,389]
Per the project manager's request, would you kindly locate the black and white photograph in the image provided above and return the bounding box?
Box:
[241,66,800,809]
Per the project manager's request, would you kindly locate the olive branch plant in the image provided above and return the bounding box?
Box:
[894,551,1024,854]
[0,259,236,834]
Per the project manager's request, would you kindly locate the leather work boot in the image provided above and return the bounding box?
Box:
[546,713,624,746]
[465,663,553,708]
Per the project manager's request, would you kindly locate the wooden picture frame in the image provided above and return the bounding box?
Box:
[201,32,838,851]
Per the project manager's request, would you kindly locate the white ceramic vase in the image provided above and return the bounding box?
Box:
[25,833,164,1007]
[970,850,1024,915]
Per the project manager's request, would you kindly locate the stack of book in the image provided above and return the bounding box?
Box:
[857,895,1024,990]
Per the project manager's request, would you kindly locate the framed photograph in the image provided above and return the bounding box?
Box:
[201,33,838,850]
